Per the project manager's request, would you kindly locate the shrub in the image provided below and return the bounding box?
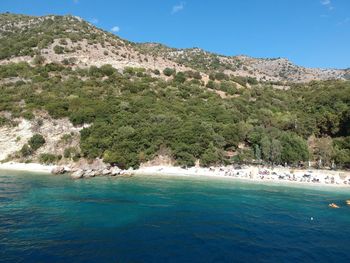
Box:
[39,153,60,164]
[53,45,64,54]
[174,72,186,83]
[215,72,229,81]
[59,39,68,45]
[64,147,78,159]
[100,64,115,76]
[33,55,45,65]
[22,111,35,120]
[28,134,46,151]
[163,68,175,76]
[0,117,9,127]
[20,144,33,157]
[60,134,73,144]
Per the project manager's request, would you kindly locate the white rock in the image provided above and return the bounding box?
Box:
[102,169,111,175]
[71,170,84,179]
[51,166,66,175]
[84,169,96,178]
[110,167,121,176]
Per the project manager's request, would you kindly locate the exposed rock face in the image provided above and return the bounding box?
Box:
[0,112,82,162]
[0,119,33,161]
[140,154,175,168]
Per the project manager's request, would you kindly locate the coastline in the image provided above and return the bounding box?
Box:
[133,165,350,188]
[1,161,350,189]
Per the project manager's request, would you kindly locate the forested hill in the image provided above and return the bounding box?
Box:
[0,13,349,169]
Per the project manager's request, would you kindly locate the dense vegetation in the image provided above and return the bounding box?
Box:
[0,61,349,169]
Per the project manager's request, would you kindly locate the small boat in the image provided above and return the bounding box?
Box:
[346,200,350,205]
[329,203,340,209]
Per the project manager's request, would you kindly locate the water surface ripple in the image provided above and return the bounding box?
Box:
[0,171,349,262]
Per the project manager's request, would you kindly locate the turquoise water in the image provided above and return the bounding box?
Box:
[0,171,350,262]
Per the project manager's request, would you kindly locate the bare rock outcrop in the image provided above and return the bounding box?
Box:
[66,158,123,179]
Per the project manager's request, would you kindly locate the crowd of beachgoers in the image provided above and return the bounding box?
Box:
[133,165,350,187]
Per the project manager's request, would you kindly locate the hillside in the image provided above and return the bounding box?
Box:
[0,13,349,83]
[136,43,350,83]
[0,13,349,170]
[0,13,190,73]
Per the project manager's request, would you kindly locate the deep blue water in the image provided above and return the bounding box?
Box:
[0,171,350,263]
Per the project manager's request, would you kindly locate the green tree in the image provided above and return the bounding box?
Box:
[254,144,261,160]
[103,150,127,168]
[270,139,282,164]
[201,143,222,167]
[280,133,309,164]
[313,137,334,167]
[260,136,271,162]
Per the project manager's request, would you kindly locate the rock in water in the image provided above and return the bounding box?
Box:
[84,170,96,178]
[110,167,121,176]
[71,170,84,179]
[51,166,66,175]
[102,169,111,175]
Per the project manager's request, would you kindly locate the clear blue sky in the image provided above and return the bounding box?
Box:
[1,0,349,69]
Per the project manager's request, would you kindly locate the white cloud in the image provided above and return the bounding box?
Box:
[91,18,99,24]
[111,26,120,33]
[320,0,334,10]
[172,2,185,14]
[337,17,350,26]
[73,0,79,4]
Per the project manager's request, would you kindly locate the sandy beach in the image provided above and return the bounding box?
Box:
[0,162,56,173]
[133,165,350,188]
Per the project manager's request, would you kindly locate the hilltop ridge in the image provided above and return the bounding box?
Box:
[0,13,349,83]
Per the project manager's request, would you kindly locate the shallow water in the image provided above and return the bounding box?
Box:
[0,170,350,262]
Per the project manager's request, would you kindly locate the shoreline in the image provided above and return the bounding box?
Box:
[0,162,56,173]
[1,162,350,189]
[132,165,350,188]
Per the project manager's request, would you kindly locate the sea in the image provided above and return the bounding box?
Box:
[0,170,349,262]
